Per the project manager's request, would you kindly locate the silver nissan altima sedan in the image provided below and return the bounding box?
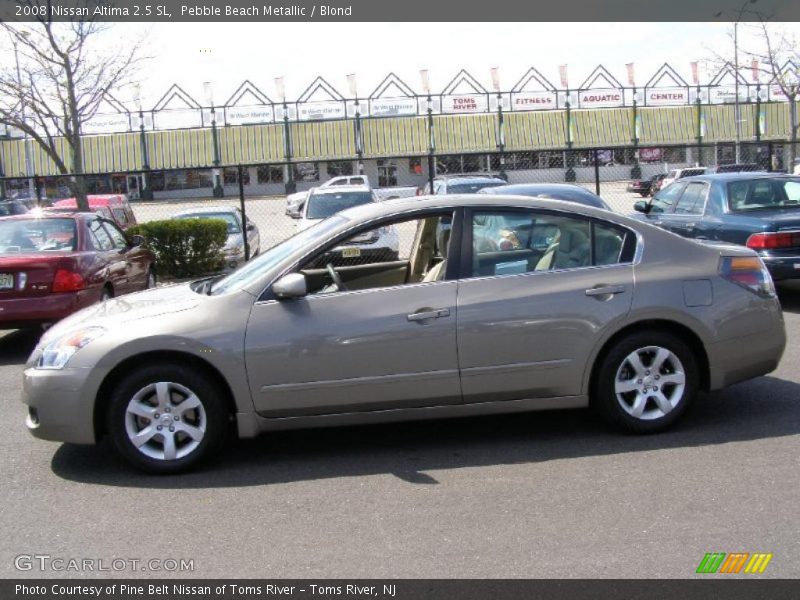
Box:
[22,195,786,473]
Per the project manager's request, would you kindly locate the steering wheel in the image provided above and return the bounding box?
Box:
[326,263,348,292]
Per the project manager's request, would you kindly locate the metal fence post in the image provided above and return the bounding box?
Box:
[593,149,601,196]
[237,165,250,261]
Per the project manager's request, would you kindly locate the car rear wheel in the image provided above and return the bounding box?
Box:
[594,331,698,433]
[106,363,229,473]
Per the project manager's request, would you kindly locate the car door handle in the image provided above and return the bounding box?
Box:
[407,308,450,322]
[585,285,626,297]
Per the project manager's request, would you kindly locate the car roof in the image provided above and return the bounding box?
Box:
[338,194,634,226]
[309,185,372,195]
[0,211,91,222]
[680,172,793,183]
[174,206,239,216]
[437,175,506,184]
[52,194,126,207]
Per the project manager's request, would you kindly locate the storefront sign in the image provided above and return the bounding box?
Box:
[578,89,623,108]
[369,98,418,117]
[645,87,688,106]
[225,105,274,125]
[769,85,791,101]
[639,147,663,162]
[153,109,203,130]
[297,101,346,121]
[708,86,746,104]
[441,94,488,114]
[511,91,557,111]
[82,113,131,135]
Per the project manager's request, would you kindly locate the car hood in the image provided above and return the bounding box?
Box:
[297,218,321,231]
[41,283,201,341]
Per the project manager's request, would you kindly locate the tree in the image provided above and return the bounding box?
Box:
[743,19,800,170]
[0,1,144,209]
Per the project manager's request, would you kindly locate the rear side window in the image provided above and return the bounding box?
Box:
[674,182,708,215]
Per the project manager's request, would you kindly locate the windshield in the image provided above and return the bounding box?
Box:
[0,218,77,253]
[727,179,800,212]
[177,212,241,234]
[305,191,373,220]
[448,181,505,194]
[210,216,346,295]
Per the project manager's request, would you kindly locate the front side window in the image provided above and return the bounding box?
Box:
[674,182,708,215]
[650,183,685,214]
[88,219,114,251]
[469,210,631,278]
[298,214,453,295]
[103,221,128,250]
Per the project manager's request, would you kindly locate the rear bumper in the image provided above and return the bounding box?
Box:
[707,313,786,390]
[760,254,800,281]
[0,289,98,328]
[626,184,650,193]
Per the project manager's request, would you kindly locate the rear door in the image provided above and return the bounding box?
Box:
[102,219,148,292]
[456,208,635,403]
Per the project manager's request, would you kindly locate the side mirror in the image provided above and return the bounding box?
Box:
[633,200,651,214]
[130,234,145,246]
[246,222,255,231]
[273,273,307,299]
[289,211,301,219]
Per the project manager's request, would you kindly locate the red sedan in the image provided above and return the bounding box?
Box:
[0,213,156,329]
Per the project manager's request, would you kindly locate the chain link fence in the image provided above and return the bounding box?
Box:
[1,140,797,270]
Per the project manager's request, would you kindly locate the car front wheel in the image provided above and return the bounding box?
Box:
[594,331,698,433]
[106,363,229,473]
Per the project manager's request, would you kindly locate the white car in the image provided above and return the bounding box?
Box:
[173,206,260,270]
[285,176,370,218]
[661,167,708,190]
[296,186,399,265]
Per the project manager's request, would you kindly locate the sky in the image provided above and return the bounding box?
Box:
[105,21,798,107]
[2,21,798,108]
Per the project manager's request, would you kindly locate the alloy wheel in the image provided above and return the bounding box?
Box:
[614,345,686,420]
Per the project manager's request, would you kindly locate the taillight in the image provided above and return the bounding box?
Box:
[52,268,85,292]
[720,256,776,298]
[746,231,800,250]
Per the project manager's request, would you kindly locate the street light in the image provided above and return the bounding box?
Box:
[204,81,224,198]
[275,77,295,194]
[420,69,435,191]
[490,67,506,179]
[716,0,759,163]
[347,73,364,175]
[10,31,35,202]
[132,83,153,200]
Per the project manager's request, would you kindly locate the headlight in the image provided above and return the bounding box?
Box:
[225,245,243,256]
[36,327,106,370]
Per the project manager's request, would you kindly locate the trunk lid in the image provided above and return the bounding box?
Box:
[0,253,77,298]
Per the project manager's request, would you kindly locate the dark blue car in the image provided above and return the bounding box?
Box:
[633,173,800,280]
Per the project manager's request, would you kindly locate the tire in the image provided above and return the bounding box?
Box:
[145,268,156,290]
[593,331,698,433]
[106,362,229,474]
[101,286,113,301]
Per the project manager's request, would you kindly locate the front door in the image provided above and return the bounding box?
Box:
[457,208,635,403]
[245,212,461,416]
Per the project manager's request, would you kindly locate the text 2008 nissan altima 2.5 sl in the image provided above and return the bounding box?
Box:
[22,195,786,473]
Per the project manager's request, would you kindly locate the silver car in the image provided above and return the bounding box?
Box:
[174,206,260,269]
[22,195,786,473]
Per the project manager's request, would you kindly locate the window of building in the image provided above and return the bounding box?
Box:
[294,163,319,182]
[256,165,285,184]
[223,167,250,185]
[326,161,354,177]
[377,159,398,187]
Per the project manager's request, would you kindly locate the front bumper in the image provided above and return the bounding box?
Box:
[21,365,105,444]
[0,289,97,328]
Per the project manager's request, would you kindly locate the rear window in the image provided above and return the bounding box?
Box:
[306,191,373,219]
[727,179,800,211]
[448,181,505,194]
[0,218,77,254]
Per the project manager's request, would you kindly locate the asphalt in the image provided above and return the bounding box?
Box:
[0,283,798,579]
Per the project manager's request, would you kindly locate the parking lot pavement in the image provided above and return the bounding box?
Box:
[1,286,799,578]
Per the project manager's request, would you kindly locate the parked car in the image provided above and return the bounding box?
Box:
[22,195,785,473]
[0,213,155,329]
[48,194,138,231]
[285,176,416,217]
[0,199,33,216]
[632,173,800,281]
[174,206,260,270]
[627,174,664,197]
[295,185,399,264]
[648,173,667,197]
[661,167,708,190]
[423,174,507,195]
[478,183,610,210]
